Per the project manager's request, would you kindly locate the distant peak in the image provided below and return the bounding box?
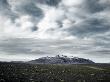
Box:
[29,55,95,64]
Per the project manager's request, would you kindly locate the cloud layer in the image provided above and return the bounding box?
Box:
[0,0,110,63]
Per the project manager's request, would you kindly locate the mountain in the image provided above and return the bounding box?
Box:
[28,55,95,64]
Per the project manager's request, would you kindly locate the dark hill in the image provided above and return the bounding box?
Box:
[28,55,95,64]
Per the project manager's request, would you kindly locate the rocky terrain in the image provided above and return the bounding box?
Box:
[28,55,95,64]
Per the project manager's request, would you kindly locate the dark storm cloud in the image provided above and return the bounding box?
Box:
[7,0,61,19]
[0,0,9,9]
[83,0,105,13]
[36,0,61,6]
[13,2,43,17]
[60,0,110,38]
[31,26,38,32]
[68,17,110,38]
[0,0,17,19]
[0,0,11,14]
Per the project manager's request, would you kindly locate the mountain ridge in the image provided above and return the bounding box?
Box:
[28,55,95,64]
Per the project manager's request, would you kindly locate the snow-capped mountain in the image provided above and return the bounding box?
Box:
[28,55,95,64]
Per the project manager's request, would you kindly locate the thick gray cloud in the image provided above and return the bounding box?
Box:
[0,0,110,63]
[0,0,17,20]
[83,0,105,13]
[68,17,110,38]
[35,0,61,6]
[9,1,43,17]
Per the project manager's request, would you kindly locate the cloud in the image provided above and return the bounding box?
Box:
[0,38,109,63]
[0,0,110,62]
[67,17,110,38]
[0,0,17,20]
[83,0,105,13]
[0,38,94,59]
[0,38,52,55]
[35,0,61,6]
[8,0,43,17]
[2,0,109,39]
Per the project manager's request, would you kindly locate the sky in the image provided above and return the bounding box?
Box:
[0,0,110,63]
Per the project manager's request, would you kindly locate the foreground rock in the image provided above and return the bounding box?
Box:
[28,55,95,64]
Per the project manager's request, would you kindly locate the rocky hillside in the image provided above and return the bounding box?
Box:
[28,55,95,64]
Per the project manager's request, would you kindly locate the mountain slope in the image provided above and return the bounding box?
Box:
[29,55,95,64]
